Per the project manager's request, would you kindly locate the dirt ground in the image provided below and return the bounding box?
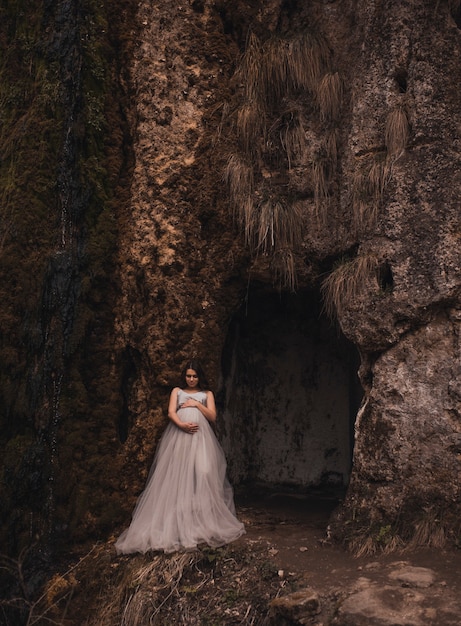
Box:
[33,486,461,626]
[235,486,461,584]
[231,486,461,624]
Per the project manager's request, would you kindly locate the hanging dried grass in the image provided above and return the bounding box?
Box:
[385,105,409,160]
[236,99,266,153]
[260,37,290,106]
[257,199,276,251]
[367,153,390,198]
[227,28,332,289]
[289,31,330,92]
[223,154,254,209]
[223,155,256,244]
[271,248,297,292]
[224,160,303,259]
[321,253,380,320]
[236,32,263,102]
[256,197,301,253]
[324,128,339,167]
[239,196,256,247]
[258,31,330,105]
[311,155,331,218]
[213,101,230,145]
[352,152,390,231]
[279,110,307,169]
[317,71,343,121]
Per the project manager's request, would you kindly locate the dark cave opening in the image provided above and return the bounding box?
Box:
[217,284,363,505]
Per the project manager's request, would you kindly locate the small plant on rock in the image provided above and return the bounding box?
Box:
[321,253,381,320]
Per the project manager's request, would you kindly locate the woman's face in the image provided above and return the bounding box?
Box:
[185,368,199,389]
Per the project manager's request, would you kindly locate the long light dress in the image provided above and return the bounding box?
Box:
[115,389,245,554]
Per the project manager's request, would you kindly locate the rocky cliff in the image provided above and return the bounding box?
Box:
[1,0,461,567]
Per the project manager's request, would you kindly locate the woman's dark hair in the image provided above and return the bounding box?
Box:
[180,359,209,390]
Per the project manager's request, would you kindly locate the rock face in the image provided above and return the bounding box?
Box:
[269,587,321,623]
[1,0,461,553]
[330,563,460,626]
[113,0,461,551]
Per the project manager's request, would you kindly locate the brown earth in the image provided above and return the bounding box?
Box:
[235,490,461,624]
[35,489,461,626]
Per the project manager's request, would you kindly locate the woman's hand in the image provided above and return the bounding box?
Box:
[168,387,216,429]
[181,398,198,408]
[181,393,217,424]
[168,388,200,433]
[181,421,198,434]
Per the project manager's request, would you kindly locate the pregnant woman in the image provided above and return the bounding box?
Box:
[115,359,245,554]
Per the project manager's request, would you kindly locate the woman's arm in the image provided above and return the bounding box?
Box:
[181,390,217,424]
[168,387,198,434]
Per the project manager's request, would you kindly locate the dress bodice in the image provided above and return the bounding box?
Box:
[177,388,207,408]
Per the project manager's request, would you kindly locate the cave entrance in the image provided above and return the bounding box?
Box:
[217,284,363,509]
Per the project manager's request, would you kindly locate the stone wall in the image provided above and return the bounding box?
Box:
[113,0,461,550]
[1,0,461,553]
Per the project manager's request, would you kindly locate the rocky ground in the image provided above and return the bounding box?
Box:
[235,489,461,625]
[31,488,461,626]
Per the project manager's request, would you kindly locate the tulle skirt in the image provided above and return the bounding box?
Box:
[115,406,245,554]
